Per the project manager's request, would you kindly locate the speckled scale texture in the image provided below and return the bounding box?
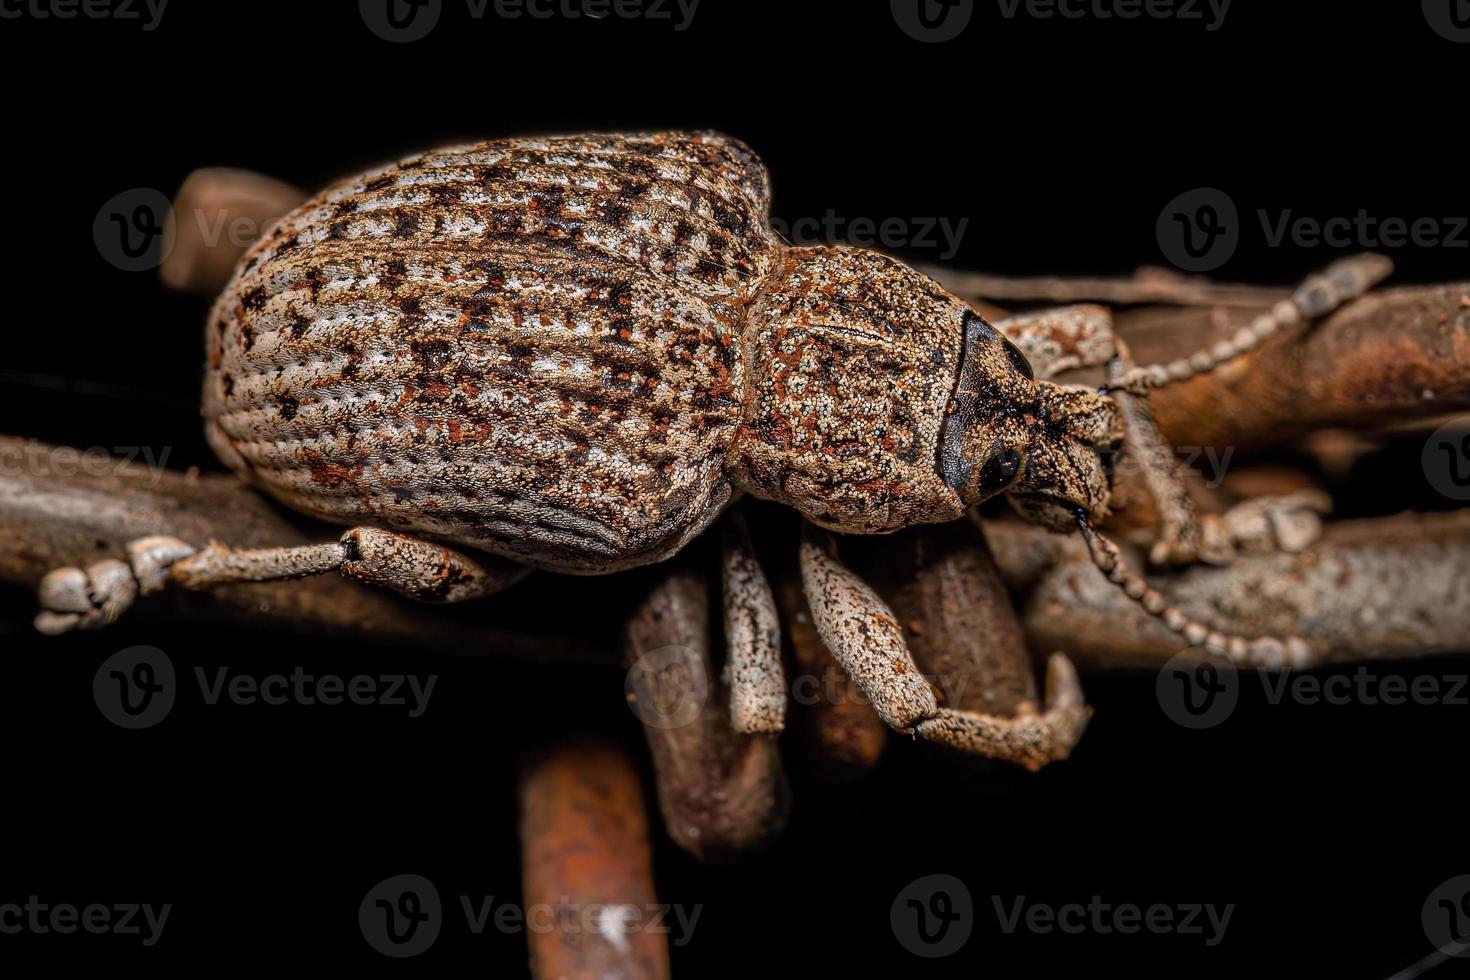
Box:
[205,132,777,573]
[726,246,968,534]
[204,131,986,574]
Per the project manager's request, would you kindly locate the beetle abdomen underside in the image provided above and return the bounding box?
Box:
[203,133,775,572]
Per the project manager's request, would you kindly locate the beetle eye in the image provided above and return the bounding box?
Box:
[974,447,1025,498]
[1001,335,1034,380]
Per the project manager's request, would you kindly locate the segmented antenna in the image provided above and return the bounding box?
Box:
[1107,253,1393,394]
[1074,256,1393,667]
[1075,512,1314,669]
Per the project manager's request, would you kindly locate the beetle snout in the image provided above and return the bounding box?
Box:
[1007,383,1123,531]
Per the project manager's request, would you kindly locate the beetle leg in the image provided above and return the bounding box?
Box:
[719,511,786,735]
[910,656,1088,771]
[774,573,889,780]
[798,524,1088,771]
[35,527,527,633]
[623,560,788,860]
[1105,337,1207,565]
[996,305,1208,566]
[160,168,306,296]
[992,304,1117,381]
[1203,488,1333,561]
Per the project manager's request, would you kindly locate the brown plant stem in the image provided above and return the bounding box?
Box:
[0,436,605,662]
[519,734,670,980]
[983,511,1470,668]
[622,564,788,860]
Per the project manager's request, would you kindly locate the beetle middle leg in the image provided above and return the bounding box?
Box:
[35,527,528,633]
[798,524,1088,771]
[719,510,786,735]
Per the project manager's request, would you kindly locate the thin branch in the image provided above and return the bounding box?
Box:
[0,437,607,663]
[622,563,789,860]
[520,735,670,980]
[983,511,1470,669]
[1124,282,1470,450]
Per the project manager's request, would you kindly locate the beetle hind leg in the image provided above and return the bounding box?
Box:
[913,655,1088,771]
[798,525,1089,771]
[35,528,527,634]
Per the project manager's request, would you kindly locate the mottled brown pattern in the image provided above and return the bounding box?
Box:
[205,133,774,572]
[203,131,1081,574]
[727,246,969,533]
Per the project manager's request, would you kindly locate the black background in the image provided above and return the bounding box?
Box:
[1,0,1467,975]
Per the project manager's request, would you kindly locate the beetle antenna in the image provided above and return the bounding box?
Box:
[1104,252,1392,394]
[1073,510,1315,669]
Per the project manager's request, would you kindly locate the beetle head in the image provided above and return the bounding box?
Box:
[939,312,1123,531]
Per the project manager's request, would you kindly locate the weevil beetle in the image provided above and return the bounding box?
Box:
[35,132,1391,766]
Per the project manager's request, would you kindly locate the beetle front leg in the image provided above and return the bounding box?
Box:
[996,305,1207,565]
[798,525,1088,771]
[1105,337,1206,565]
[719,510,786,735]
[992,304,1117,381]
[35,527,527,633]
